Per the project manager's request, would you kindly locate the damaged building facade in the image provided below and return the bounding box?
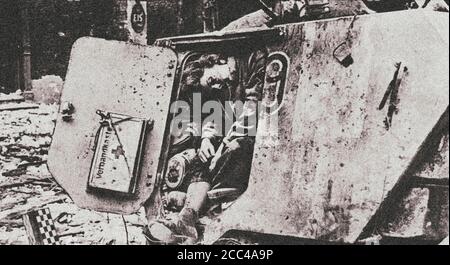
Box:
[0,0,260,95]
[1,0,145,94]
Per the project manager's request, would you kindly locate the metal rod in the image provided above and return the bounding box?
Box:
[254,0,279,21]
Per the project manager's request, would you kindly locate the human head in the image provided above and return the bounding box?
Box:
[181,54,238,102]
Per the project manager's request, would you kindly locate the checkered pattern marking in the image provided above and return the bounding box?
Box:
[35,208,59,245]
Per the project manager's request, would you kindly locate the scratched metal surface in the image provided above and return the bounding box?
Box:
[48,37,177,214]
[203,10,449,243]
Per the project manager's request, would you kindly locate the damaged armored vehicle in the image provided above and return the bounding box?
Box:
[48,0,449,245]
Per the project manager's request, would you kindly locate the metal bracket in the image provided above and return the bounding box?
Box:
[333,42,354,67]
[61,101,75,122]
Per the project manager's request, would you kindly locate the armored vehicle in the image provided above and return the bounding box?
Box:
[48,6,449,244]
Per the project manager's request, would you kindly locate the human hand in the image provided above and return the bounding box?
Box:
[198,138,215,163]
[209,143,225,171]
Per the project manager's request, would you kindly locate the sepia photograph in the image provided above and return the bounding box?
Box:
[0,0,448,249]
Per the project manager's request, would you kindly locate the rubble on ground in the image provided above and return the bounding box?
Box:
[31,75,63,105]
[0,91,147,245]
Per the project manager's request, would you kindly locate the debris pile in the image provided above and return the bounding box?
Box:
[0,91,147,245]
[0,94,55,179]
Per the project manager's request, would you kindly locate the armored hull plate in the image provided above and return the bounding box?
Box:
[203,10,449,243]
[48,37,177,214]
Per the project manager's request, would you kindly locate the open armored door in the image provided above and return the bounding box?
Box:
[48,37,177,214]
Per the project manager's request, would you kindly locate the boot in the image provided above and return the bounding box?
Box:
[148,208,199,244]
